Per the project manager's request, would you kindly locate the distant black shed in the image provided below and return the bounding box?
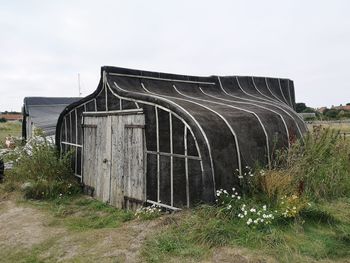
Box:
[23,97,80,140]
[56,66,306,210]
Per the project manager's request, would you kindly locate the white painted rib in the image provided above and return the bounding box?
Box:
[109,72,215,85]
[74,174,82,179]
[287,80,294,108]
[61,141,83,147]
[105,84,108,111]
[184,126,190,208]
[64,117,68,145]
[139,82,218,187]
[278,79,290,105]
[75,109,78,144]
[70,111,73,143]
[60,119,63,154]
[110,81,213,191]
[146,150,201,160]
[246,77,307,136]
[141,82,244,176]
[237,76,284,106]
[252,77,290,110]
[169,112,174,206]
[155,107,160,202]
[75,109,78,177]
[146,199,181,211]
[251,77,276,102]
[173,85,270,169]
[106,81,206,192]
[106,82,203,168]
[263,78,286,104]
[262,78,305,127]
[200,88,291,149]
[218,77,305,139]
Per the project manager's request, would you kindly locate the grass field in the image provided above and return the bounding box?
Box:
[0,121,21,148]
[307,120,350,134]
[142,200,350,263]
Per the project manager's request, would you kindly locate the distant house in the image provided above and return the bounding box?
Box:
[298,112,316,120]
[336,105,350,111]
[316,107,327,114]
[0,113,22,121]
[22,97,80,141]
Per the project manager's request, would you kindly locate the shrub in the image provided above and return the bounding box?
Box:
[276,128,350,200]
[256,170,293,200]
[278,194,309,218]
[5,135,81,199]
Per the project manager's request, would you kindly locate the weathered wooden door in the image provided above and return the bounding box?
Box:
[123,124,146,209]
[82,116,111,203]
[82,110,145,209]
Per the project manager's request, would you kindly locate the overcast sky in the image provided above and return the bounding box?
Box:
[0,0,349,112]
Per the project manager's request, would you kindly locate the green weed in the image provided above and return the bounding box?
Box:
[25,195,134,231]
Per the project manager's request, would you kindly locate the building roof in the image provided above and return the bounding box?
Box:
[0,114,22,121]
[23,97,81,137]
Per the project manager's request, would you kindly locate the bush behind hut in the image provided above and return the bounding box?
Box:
[4,134,81,199]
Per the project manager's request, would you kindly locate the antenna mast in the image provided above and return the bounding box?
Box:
[78,73,82,96]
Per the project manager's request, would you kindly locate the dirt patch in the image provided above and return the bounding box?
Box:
[44,218,165,262]
[0,200,65,249]
[0,197,167,262]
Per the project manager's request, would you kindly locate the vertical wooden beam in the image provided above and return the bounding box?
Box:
[81,115,85,184]
[64,116,68,145]
[184,126,189,208]
[105,85,108,111]
[75,109,79,180]
[155,107,160,202]
[70,111,73,143]
[143,127,147,202]
[169,112,173,207]
[106,116,112,203]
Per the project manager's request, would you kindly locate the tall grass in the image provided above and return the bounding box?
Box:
[142,128,350,262]
[273,128,350,200]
